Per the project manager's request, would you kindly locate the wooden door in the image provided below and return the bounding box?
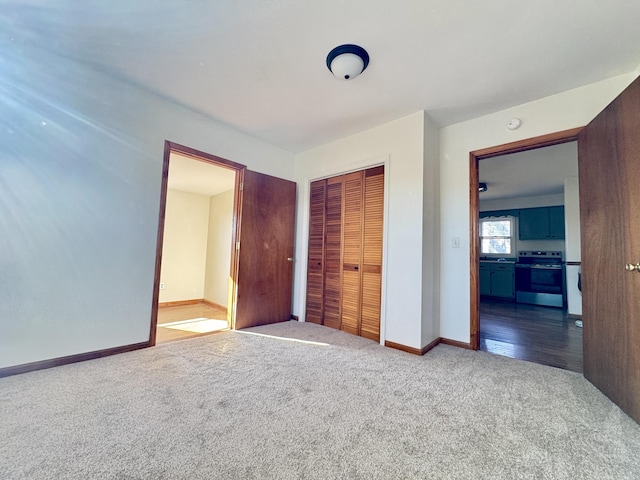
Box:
[234,170,296,330]
[578,76,640,423]
[360,166,384,341]
[341,171,364,335]
[304,166,384,339]
[323,176,344,329]
[305,180,326,325]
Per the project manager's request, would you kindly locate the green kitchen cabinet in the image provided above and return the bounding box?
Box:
[480,263,491,296]
[518,206,565,240]
[490,263,514,297]
[547,206,565,239]
[480,262,515,298]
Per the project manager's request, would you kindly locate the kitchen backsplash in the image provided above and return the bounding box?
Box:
[517,239,565,256]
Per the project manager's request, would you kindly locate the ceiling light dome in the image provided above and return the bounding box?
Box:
[326,44,369,80]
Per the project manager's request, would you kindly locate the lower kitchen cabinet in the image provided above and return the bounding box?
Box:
[480,262,515,298]
[480,263,491,296]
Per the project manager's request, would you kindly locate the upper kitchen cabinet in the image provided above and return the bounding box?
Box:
[518,206,565,240]
[547,206,565,239]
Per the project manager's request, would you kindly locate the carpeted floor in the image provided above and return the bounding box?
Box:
[1,321,639,479]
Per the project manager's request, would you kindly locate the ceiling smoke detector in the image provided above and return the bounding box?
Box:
[507,118,522,130]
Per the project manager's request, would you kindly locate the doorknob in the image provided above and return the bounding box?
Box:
[287,257,294,262]
[625,262,640,272]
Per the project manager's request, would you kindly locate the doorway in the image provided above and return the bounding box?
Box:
[150,142,245,345]
[477,142,582,371]
[469,128,583,370]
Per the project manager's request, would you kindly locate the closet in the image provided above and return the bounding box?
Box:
[305,166,384,341]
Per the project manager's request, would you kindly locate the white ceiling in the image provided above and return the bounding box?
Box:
[168,153,235,197]
[5,1,640,153]
[479,142,578,201]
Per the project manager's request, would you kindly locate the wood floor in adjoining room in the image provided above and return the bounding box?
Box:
[156,303,229,344]
[480,298,583,373]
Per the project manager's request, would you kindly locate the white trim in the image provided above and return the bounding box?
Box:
[296,154,390,346]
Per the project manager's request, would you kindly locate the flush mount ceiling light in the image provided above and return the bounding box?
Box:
[326,44,369,80]
[479,183,488,193]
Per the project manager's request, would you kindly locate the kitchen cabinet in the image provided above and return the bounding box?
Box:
[547,206,565,239]
[479,263,491,296]
[518,206,565,240]
[480,262,515,298]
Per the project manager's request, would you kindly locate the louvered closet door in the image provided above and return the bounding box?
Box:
[341,171,363,335]
[305,167,383,338]
[305,180,326,325]
[322,176,343,329]
[360,166,384,341]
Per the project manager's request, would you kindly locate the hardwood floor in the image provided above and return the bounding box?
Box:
[156,303,229,344]
[480,298,583,373]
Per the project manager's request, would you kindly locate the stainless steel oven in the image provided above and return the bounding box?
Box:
[515,251,564,307]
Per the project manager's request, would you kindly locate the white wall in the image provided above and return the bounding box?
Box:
[422,114,441,346]
[294,111,440,350]
[564,176,582,316]
[0,43,294,368]
[439,73,637,343]
[159,189,210,303]
[204,190,234,307]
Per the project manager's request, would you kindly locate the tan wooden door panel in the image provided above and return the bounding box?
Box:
[578,76,640,423]
[234,170,296,330]
[323,176,343,330]
[361,166,384,341]
[341,171,363,335]
[305,180,326,325]
[361,270,382,341]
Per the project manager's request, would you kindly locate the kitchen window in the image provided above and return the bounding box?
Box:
[480,217,514,255]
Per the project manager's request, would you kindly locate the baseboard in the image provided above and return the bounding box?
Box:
[0,341,150,378]
[385,341,423,355]
[421,337,442,354]
[291,315,299,321]
[203,299,227,311]
[439,337,473,350]
[567,313,582,320]
[159,299,228,310]
[385,338,441,356]
[158,299,203,308]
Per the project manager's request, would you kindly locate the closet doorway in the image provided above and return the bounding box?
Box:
[305,166,384,341]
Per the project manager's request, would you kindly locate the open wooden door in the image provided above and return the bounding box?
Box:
[233,170,296,330]
[578,76,640,423]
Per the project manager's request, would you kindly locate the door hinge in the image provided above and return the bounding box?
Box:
[236,241,240,250]
[239,182,243,192]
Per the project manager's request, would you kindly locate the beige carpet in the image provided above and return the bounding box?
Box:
[1,321,639,479]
